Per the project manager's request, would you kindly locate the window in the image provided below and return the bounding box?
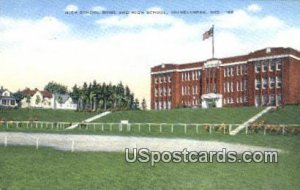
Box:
[227,82,230,92]
[227,68,230,77]
[192,72,195,80]
[224,69,227,77]
[262,61,268,72]
[270,60,276,71]
[237,66,240,75]
[230,67,234,76]
[240,65,243,75]
[11,100,15,105]
[224,98,227,105]
[236,97,239,103]
[262,78,268,89]
[255,62,261,73]
[236,82,239,91]
[244,96,248,102]
[182,73,184,81]
[155,78,158,84]
[168,76,171,82]
[181,86,184,95]
[187,73,190,81]
[168,87,171,96]
[243,80,247,91]
[276,59,282,71]
[164,77,166,83]
[263,95,268,106]
[224,83,226,92]
[240,81,243,92]
[159,77,162,83]
[270,94,275,105]
[155,88,158,97]
[255,79,261,90]
[168,101,171,109]
[269,77,275,89]
[255,95,261,106]
[243,65,248,75]
[231,82,234,92]
[2,99,7,105]
[159,87,162,97]
[277,94,282,105]
[276,77,282,88]
[240,96,243,103]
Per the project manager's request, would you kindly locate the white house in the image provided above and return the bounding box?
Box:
[53,94,77,110]
[20,88,77,110]
[0,86,17,108]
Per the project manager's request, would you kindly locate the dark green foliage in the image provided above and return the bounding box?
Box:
[44,81,68,94]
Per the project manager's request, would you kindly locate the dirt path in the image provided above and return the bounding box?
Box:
[0,132,281,153]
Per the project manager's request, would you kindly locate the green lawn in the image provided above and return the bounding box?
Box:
[259,105,300,124]
[96,107,262,124]
[0,134,299,190]
[0,108,97,122]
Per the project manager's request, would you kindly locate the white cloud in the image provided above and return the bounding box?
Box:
[247,4,262,13]
[91,6,106,12]
[64,4,78,12]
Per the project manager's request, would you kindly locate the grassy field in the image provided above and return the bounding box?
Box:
[0,106,300,189]
[259,105,300,124]
[0,108,97,122]
[95,107,262,124]
[0,134,299,190]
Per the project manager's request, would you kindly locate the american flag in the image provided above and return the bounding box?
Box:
[203,26,214,40]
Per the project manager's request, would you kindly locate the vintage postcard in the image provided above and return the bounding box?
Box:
[0,0,299,189]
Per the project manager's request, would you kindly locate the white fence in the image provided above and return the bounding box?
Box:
[1,121,300,135]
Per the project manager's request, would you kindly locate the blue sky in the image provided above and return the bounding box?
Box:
[0,0,300,103]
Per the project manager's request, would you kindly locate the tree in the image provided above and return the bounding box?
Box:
[141,98,147,110]
[13,91,24,106]
[44,81,68,94]
[132,98,140,110]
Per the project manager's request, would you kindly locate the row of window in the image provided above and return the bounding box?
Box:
[181,70,201,81]
[255,59,282,73]
[224,96,248,105]
[1,99,16,106]
[181,99,200,107]
[224,80,247,93]
[224,65,248,77]
[181,85,199,96]
[154,75,172,84]
[154,87,172,97]
[255,94,282,106]
[255,77,281,90]
[154,101,172,110]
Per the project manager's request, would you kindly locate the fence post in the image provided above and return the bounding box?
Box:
[102,123,104,131]
[110,123,113,131]
[71,140,75,152]
[171,124,174,133]
[245,125,248,135]
[264,127,266,136]
[282,126,285,136]
[94,123,96,131]
[196,125,199,134]
[184,124,187,134]
[229,125,232,134]
[224,125,226,134]
[209,125,212,134]
[4,136,7,147]
[119,123,122,132]
[160,124,162,133]
[138,124,141,132]
[148,124,151,132]
[36,138,39,149]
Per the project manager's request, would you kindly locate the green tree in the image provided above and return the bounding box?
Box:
[35,95,41,105]
[44,81,68,94]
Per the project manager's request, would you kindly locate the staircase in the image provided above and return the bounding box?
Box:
[229,107,274,136]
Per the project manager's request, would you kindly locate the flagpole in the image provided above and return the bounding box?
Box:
[212,25,214,59]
